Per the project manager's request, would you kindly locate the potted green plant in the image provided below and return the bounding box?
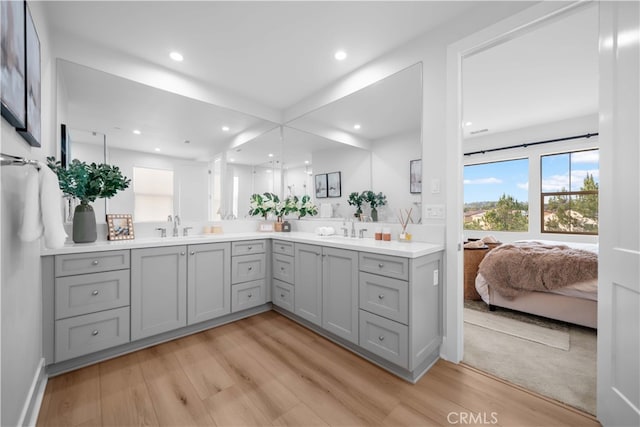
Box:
[364,190,387,222]
[47,157,131,243]
[295,195,318,218]
[248,192,278,220]
[348,191,365,218]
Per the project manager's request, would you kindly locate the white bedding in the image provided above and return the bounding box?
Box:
[475,240,599,304]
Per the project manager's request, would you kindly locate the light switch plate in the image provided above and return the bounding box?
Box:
[425,204,445,218]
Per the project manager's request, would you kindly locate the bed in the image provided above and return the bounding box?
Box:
[475,240,598,329]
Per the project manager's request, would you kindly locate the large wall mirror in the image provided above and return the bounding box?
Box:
[285,62,423,222]
[56,59,278,223]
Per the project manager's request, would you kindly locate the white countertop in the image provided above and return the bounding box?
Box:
[41,231,444,258]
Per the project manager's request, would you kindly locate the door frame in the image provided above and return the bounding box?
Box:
[442,0,594,362]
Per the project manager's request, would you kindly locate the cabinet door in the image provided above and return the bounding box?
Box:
[322,247,359,344]
[187,242,231,325]
[294,243,322,326]
[131,246,187,340]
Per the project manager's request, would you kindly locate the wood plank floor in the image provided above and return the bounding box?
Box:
[37,311,600,426]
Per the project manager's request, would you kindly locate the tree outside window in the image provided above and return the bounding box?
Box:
[541,149,599,234]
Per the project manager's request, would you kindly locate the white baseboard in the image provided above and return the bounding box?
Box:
[17,358,47,427]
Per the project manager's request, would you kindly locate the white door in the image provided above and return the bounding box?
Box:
[597,2,640,425]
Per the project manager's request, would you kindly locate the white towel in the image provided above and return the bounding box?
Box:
[19,162,68,249]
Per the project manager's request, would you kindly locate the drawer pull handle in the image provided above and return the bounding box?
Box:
[378,294,384,300]
[248,246,253,250]
[92,330,99,336]
[248,266,253,271]
[280,267,285,271]
[378,335,385,341]
[92,290,99,296]
[180,252,186,256]
[280,246,285,250]
[92,260,99,266]
[248,293,252,298]
[378,263,384,268]
[280,293,285,298]
[190,251,195,256]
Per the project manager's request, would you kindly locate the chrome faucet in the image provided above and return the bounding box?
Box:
[172,215,180,237]
[350,219,356,238]
[358,228,368,239]
[341,222,349,237]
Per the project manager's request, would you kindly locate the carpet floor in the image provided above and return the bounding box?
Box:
[463,301,597,415]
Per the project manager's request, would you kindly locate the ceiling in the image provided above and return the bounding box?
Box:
[44,1,480,110]
[462,5,599,138]
[46,1,598,161]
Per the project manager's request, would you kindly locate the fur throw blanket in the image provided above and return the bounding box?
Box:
[478,242,598,299]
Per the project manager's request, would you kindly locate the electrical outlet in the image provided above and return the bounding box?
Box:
[433,269,439,286]
[425,204,445,218]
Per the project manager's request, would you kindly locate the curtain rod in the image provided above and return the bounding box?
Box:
[463,132,599,156]
[0,152,40,169]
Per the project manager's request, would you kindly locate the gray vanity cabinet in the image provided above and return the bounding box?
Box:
[187,242,231,325]
[294,243,323,326]
[231,240,267,312]
[131,246,187,340]
[322,247,359,344]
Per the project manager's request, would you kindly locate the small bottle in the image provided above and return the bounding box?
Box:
[382,227,391,241]
[374,228,382,241]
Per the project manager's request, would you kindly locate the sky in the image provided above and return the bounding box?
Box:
[464,150,599,204]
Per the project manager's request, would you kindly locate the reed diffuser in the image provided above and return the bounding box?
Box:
[398,208,413,241]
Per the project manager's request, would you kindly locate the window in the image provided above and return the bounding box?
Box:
[133,167,174,222]
[464,158,529,232]
[541,149,599,234]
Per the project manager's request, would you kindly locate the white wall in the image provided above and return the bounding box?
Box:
[371,130,422,222]
[312,145,371,219]
[0,2,55,425]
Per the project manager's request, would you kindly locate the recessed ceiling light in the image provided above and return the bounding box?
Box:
[266,169,272,173]
[268,153,274,158]
[222,126,230,132]
[334,50,347,61]
[463,121,473,127]
[169,51,183,62]
[154,147,161,152]
[133,129,141,135]
[353,124,361,130]
[229,158,235,162]
[304,160,310,164]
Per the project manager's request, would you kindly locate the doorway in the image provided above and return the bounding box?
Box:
[449,1,599,415]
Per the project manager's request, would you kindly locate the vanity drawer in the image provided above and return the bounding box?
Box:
[359,272,408,325]
[55,250,130,277]
[273,253,295,284]
[359,253,408,281]
[272,240,295,257]
[273,279,294,312]
[55,306,130,362]
[231,240,266,256]
[359,310,408,368]
[232,253,266,284]
[231,279,266,312]
[55,270,130,320]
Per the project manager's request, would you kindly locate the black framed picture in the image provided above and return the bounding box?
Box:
[0,0,26,129]
[17,2,41,147]
[327,171,341,197]
[410,159,422,194]
[315,174,327,198]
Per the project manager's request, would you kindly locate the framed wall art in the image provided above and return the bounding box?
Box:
[17,2,41,147]
[327,171,341,197]
[106,214,135,240]
[315,173,327,198]
[0,0,26,129]
[410,159,422,194]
